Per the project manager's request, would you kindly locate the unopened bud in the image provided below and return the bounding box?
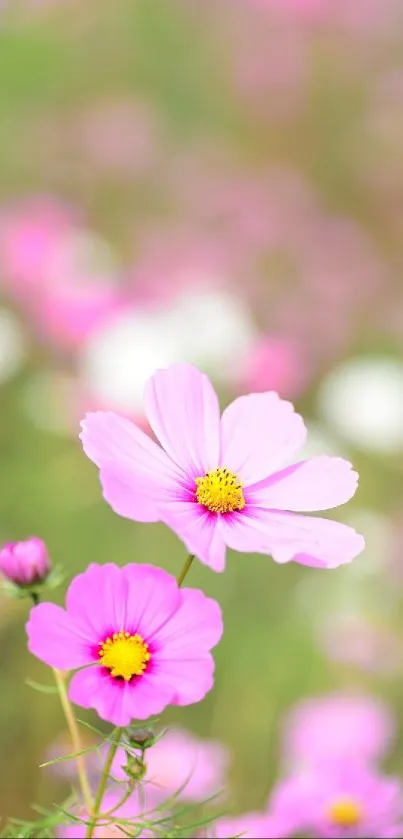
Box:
[0,538,51,588]
[127,726,155,751]
[123,753,146,781]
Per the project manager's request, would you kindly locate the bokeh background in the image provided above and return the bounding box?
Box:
[1,0,403,826]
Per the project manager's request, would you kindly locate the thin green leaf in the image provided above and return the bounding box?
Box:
[25,678,58,695]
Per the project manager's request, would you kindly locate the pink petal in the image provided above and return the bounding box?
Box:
[161,501,227,572]
[125,671,177,719]
[66,564,128,639]
[153,588,223,654]
[144,363,221,475]
[27,604,94,670]
[249,456,359,511]
[219,508,365,568]
[151,656,215,706]
[80,412,181,523]
[220,392,307,486]
[69,667,174,726]
[121,564,180,638]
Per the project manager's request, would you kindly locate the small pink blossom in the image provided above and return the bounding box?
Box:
[282,693,395,768]
[58,788,151,838]
[80,362,364,573]
[111,727,229,802]
[271,763,403,838]
[26,563,222,726]
[213,809,294,838]
[0,537,50,586]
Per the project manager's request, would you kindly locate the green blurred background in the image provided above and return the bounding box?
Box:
[1,0,403,826]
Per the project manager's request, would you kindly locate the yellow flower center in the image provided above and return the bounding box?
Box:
[99,631,151,681]
[328,798,362,828]
[195,467,245,514]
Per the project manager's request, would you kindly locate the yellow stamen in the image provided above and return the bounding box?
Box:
[195,467,245,514]
[99,631,151,681]
[328,798,362,828]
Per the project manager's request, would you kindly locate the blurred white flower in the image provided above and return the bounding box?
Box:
[79,288,256,413]
[317,355,403,454]
[0,309,26,383]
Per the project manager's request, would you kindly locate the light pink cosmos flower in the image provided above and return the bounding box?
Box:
[212,809,293,838]
[111,727,229,803]
[58,788,151,838]
[270,763,403,838]
[282,693,395,768]
[26,563,222,727]
[80,363,364,573]
[0,537,50,586]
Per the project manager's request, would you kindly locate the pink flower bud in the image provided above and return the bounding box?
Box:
[0,537,50,586]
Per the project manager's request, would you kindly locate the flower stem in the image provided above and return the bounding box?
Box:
[176,553,195,587]
[52,668,93,815]
[86,728,122,838]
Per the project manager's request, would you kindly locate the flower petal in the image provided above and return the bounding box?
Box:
[80,411,181,522]
[151,656,215,706]
[248,456,359,511]
[153,588,223,654]
[66,564,128,639]
[144,363,221,475]
[161,501,227,571]
[220,392,307,486]
[219,508,365,568]
[69,667,174,726]
[121,564,181,638]
[27,604,94,670]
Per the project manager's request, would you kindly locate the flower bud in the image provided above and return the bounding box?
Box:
[0,537,51,587]
[127,726,155,751]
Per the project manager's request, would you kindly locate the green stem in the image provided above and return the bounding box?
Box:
[176,554,195,587]
[86,729,122,838]
[52,669,93,815]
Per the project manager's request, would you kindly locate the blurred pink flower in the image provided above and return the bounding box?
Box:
[320,612,402,675]
[282,693,395,768]
[0,198,124,350]
[213,809,293,838]
[0,537,50,587]
[236,335,311,398]
[271,763,403,838]
[81,362,364,573]
[0,197,75,299]
[74,98,159,179]
[58,788,151,838]
[27,563,222,726]
[112,727,229,802]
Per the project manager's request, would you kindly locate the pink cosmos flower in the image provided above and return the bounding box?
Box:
[80,363,364,572]
[212,810,293,838]
[111,727,229,802]
[0,537,50,586]
[270,763,403,838]
[58,788,151,838]
[26,563,222,726]
[282,693,395,768]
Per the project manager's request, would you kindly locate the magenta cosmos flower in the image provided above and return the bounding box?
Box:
[26,563,222,726]
[270,762,403,838]
[80,363,364,572]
